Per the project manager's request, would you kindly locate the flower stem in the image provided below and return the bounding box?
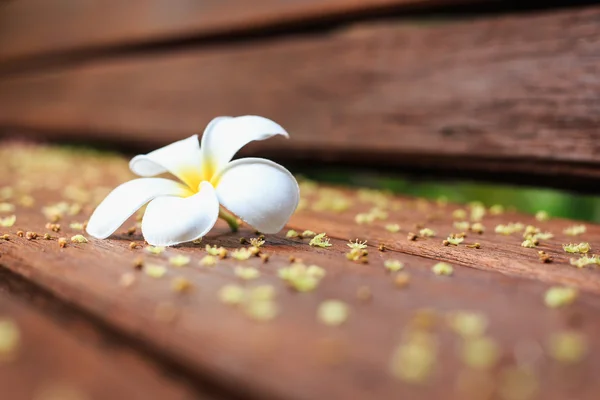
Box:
[219,208,239,232]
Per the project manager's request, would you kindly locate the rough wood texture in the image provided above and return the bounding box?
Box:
[1,143,600,399]
[1,6,599,188]
[0,0,475,65]
[0,288,201,400]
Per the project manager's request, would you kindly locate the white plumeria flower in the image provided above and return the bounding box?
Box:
[86,116,299,246]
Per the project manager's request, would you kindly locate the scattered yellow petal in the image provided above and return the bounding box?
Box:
[369,207,388,220]
[249,237,265,247]
[205,245,227,258]
[171,276,193,292]
[454,221,470,231]
[535,210,549,222]
[385,223,400,233]
[489,204,504,215]
[317,300,350,326]
[394,272,411,288]
[470,204,486,222]
[452,209,467,220]
[199,255,217,267]
[470,222,485,234]
[544,286,577,308]
[346,247,368,263]
[244,300,279,322]
[432,262,453,276]
[445,234,464,246]
[144,264,167,278]
[234,266,260,280]
[569,254,600,268]
[447,311,488,338]
[278,263,325,292]
[248,285,276,301]
[390,331,438,384]
[521,239,537,248]
[384,259,404,272]
[354,213,374,225]
[145,245,165,255]
[563,224,586,236]
[18,195,34,208]
[309,232,332,248]
[419,228,436,238]
[461,336,500,370]
[495,222,524,235]
[168,254,191,267]
[563,242,591,254]
[547,331,587,364]
[0,203,15,213]
[0,215,16,227]
[0,318,20,363]
[347,239,368,250]
[231,248,252,261]
[69,222,84,230]
[218,284,245,305]
[286,229,299,238]
[70,234,88,243]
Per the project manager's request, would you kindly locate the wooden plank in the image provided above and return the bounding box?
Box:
[1,143,600,399]
[0,290,203,400]
[1,6,600,188]
[0,0,476,65]
[290,191,600,293]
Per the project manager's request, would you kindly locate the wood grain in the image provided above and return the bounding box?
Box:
[0,289,201,400]
[0,0,475,65]
[290,189,600,293]
[1,6,600,187]
[1,143,600,399]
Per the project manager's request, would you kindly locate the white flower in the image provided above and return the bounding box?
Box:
[86,116,299,246]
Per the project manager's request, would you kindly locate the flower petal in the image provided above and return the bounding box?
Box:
[214,158,299,233]
[201,116,288,178]
[86,178,188,239]
[141,181,219,246]
[129,135,202,189]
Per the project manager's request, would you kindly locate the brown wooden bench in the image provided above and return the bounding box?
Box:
[1,1,599,399]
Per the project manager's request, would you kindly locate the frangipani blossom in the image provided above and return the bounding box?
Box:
[86,116,299,246]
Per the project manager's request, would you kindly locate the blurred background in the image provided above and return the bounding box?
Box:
[0,0,599,220]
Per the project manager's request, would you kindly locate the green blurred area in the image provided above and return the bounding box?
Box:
[300,169,600,223]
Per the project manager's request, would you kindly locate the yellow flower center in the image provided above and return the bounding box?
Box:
[176,157,221,196]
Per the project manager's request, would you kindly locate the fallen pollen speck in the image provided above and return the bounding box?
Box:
[70,234,88,243]
[317,300,350,326]
[234,266,261,280]
[547,331,587,364]
[169,254,191,267]
[171,276,193,292]
[432,262,453,276]
[0,318,20,363]
[394,272,411,288]
[219,284,245,305]
[145,264,167,278]
[544,286,577,308]
[384,259,404,272]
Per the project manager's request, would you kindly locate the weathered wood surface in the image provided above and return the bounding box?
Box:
[1,6,600,188]
[0,287,202,400]
[0,0,476,66]
[1,143,600,399]
[290,193,600,293]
